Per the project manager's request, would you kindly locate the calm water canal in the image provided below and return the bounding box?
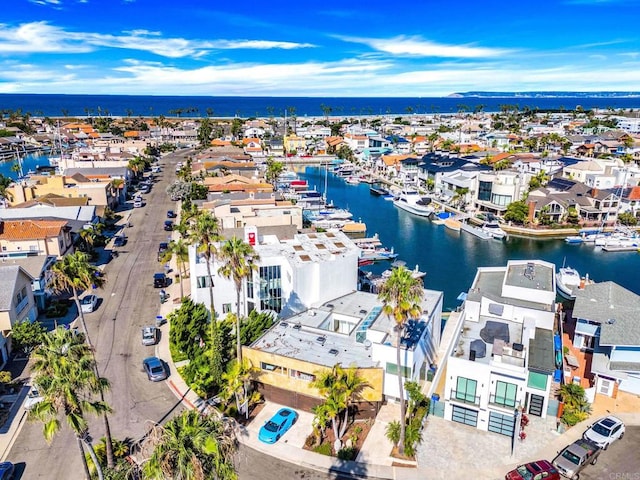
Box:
[297,166,640,311]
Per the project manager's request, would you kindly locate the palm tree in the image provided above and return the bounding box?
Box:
[338,365,369,439]
[160,238,189,300]
[48,251,116,468]
[217,237,260,362]
[143,410,237,480]
[187,211,221,324]
[29,327,111,480]
[377,266,424,455]
[220,358,254,418]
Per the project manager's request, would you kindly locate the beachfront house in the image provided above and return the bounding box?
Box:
[442,260,557,437]
[571,282,640,396]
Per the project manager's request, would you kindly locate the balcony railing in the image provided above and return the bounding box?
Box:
[450,389,480,406]
[489,393,517,408]
[15,296,29,315]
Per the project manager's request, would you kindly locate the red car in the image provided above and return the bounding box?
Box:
[505,460,559,480]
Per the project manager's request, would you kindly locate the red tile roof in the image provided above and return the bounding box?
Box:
[0,219,68,240]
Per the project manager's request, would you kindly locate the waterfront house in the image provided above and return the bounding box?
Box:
[619,186,640,219]
[189,230,361,319]
[471,170,529,216]
[417,151,491,199]
[572,282,640,396]
[442,260,557,436]
[0,264,39,367]
[243,287,443,412]
[0,219,73,258]
[202,174,272,194]
[204,192,303,230]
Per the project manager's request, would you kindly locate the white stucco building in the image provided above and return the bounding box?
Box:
[443,260,557,437]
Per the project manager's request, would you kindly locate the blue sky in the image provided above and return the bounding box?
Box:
[2,0,640,96]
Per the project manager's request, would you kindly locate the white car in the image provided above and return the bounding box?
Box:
[583,415,625,449]
[23,386,43,410]
[80,294,99,313]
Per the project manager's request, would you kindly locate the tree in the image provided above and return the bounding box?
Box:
[377,266,424,455]
[29,328,111,480]
[143,410,237,480]
[10,320,46,355]
[198,117,214,148]
[217,237,260,362]
[558,383,592,426]
[187,211,220,322]
[264,158,284,185]
[48,252,115,468]
[220,358,255,418]
[160,238,190,300]
[504,200,529,225]
[0,173,12,199]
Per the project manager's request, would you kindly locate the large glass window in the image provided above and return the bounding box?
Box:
[478,181,492,201]
[386,362,411,379]
[259,265,282,313]
[455,377,478,404]
[493,381,517,407]
[491,193,512,206]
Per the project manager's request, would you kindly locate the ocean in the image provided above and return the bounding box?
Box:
[2,94,640,118]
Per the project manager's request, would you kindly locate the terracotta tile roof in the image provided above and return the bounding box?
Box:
[488,152,511,163]
[627,186,640,201]
[211,139,232,146]
[242,137,262,145]
[124,131,139,138]
[0,219,68,240]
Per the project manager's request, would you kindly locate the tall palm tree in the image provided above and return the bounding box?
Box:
[338,365,369,439]
[377,266,424,455]
[48,251,115,468]
[221,358,253,418]
[187,211,221,325]
[29,327,111,480]
[217,237,260,362]
[144,410,237,480]
[160,238,189,300]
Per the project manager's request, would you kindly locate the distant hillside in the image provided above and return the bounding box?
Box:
[449,91,640,98]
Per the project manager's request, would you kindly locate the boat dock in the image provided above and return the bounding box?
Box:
[601,245,639,252]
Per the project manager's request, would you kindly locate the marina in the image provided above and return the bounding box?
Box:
[296,165,640,310]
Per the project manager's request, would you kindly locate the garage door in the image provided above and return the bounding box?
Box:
[451,405,478,427]
[488,411,515,436]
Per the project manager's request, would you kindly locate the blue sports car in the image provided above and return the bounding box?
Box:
[258,408,298,444]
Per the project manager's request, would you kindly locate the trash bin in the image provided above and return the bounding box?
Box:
[431,393,440,402]
[156,315,165,327]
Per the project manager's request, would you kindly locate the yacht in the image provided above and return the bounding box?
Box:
[393,189,434,217]
[556,266,589,299]
[482,221,508,240]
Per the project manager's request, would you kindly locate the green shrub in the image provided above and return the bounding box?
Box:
[313,443,332,456]
[385,420,401,446]
[337,446,357,460]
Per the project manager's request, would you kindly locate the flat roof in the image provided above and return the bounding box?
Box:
[456,314,524,366]
[251,289,442,368]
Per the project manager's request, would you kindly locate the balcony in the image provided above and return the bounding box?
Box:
[450,389,480,406]
[489,393,517,408]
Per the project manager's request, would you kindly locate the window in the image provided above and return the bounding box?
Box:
[290,369,315,382]
[455,377,478,404]
[260,362,285,375]
[222,303,232,314]
[259,265,282,313]
[493,381,517,407]
[386,362,411,379]
[196,276,212,288]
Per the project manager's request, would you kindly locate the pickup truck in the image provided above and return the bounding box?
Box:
[552,439,600,479]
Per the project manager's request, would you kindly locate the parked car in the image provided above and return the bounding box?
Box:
[163,220,173,231]
[583,415,625,449]
[80,294,99,313]
[166,210,177,218]
[153,273,168,288]
[258,408,298,444]
[143,356,167,382]
[142,326,159,346]
[505,460,560,480]
[157,242,168,260]
[133,197,143,208]
[0,462,14,480]
[23,386,44,411]
[113,235,127,247]
[552,439,600,479]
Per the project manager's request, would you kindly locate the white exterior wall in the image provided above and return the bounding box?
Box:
[619,373,640,395]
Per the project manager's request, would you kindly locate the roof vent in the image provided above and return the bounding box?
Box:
[316,336,326,345]
[326,304,334,309]
[359,309,367,315]
[328,348,339,355]
[279,322,289,328]
[512,343,524,352]
[293,323,302,330]
[606,318,616,325]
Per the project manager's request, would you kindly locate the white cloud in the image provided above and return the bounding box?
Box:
[0,22,315,58]
[339,35,511,58]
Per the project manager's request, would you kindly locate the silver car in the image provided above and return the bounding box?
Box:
[141,326,159,346]
[552,439,600,479]
[142,357,167,382]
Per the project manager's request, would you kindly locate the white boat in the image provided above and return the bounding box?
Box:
[482,221,508,240]
[556,266,582,299]
[345,176,360,185]
[460,221,492,240]
[393,189,435,217]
